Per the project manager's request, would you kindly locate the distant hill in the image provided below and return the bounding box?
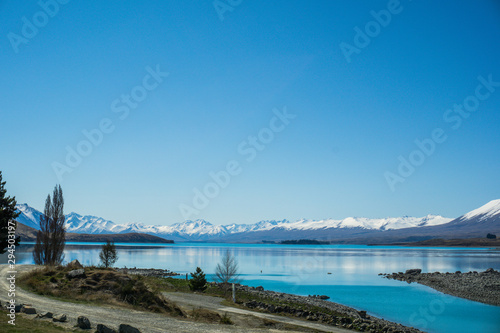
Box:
[15,223,173,244]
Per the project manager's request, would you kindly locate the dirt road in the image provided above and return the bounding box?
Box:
[163,292,351,333]
[0,265,348,332]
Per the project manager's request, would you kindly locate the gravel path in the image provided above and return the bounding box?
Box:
[163,292,351,333]
[0,265,312,332]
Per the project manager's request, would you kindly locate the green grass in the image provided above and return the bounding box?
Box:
[0,309,72,332]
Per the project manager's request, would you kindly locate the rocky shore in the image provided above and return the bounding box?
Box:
[382,268,500,306]
[117,267,180,277]
[234,284,423,332]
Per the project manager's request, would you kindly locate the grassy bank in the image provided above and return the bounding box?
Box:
[0,309,71,332]
[17,265,242,327]
[18,265,184,316]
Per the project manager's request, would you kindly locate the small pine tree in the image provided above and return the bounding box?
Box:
[189,267,207,292]
[99,240,118,268]
[0,171,20,254]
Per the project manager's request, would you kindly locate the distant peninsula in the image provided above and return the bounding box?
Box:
[280,239,330,245]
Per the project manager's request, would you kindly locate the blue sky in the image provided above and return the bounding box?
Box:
[1,0,499,225]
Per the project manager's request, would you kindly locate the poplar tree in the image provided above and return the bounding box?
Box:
[33,185,66,265]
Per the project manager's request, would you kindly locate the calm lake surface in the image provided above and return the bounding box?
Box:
[9,243,500,333]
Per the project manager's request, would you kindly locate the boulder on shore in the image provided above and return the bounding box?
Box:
[405,269,422,275]
[358,310,367,318]
[53,313,67,322]
[68,259,84,269]
[37,311,53,319]
[67,269,86,279]
[119,324,141,333]
[77,316,91,329]
[96,324,117,333]
[21,305,37,314]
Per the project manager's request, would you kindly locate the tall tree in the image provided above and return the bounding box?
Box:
[0,171,20,254]
[99,239,118,268]
[33,185,66,265]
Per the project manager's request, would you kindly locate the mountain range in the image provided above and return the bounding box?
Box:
[14,222,173,244]
[14,200,500,243]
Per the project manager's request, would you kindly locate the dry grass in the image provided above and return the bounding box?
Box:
[219,312,234,325]
[189,307,222,323]
[0,309,72,332]
[18,265,185,316]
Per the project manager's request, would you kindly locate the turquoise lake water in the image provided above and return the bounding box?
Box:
[9,243,500,333]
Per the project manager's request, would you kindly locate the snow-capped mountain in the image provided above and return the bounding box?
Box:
[15,203,43,230]
[361,199,500,243]
[114,220,230,241]
[64,212,130,234]
[14,203,452,242]
[460,199,500,222]
[227,215,451,232]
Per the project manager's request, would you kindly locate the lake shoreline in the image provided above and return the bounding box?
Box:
[382,268,500,306]
[374,237,500,248]
[121,268,423,332]
[231,283,424,332]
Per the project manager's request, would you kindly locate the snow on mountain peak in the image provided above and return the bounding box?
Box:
[14,203,456,240]
[184,219,213,226]
[462,199,500,221]
[276,215,452,231]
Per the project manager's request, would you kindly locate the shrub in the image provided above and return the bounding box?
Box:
[189,267,207,292]
[99,240,118,268]
[220,312,233,325]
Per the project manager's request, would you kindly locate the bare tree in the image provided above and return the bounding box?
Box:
[99,239,118,268]
[33,185,65,265]
[215,250,240,294]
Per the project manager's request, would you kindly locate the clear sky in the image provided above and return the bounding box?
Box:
[1,0,499,226]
